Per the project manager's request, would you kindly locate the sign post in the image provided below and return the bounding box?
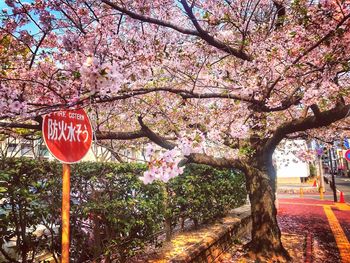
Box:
[62,163,70,262]
[329,149,337,202]
[42,109,92,263]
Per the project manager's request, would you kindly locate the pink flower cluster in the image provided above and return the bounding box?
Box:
[140,131,205,184]
[178,131,205,156]
[139,146,184,184]
[295,150,316,163]
[80,56,122,97]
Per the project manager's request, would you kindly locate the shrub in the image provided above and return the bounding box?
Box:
[0,158,246,262]
[69,162,164,261]
[0,158,61,262]
[309,163,317,178]
[169,164,246,228]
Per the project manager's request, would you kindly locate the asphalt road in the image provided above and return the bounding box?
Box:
[277,175,350,203]
[321,174,350,203]
[334,176,350,203]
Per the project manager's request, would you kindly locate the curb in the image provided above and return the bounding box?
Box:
[305,233,312,263]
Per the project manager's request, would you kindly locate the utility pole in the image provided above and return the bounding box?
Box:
[318,157,325,193]
[332,147,338,174]
[316,143,325,192]
[329,149,337,202]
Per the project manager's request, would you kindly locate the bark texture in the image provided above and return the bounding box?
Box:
[244,160,290,261]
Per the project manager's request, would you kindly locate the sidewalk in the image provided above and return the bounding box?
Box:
[277,197,350,263]
[277,177,349,203]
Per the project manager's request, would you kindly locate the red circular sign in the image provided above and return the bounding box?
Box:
[345,149,350,162]
[42,109,93,163]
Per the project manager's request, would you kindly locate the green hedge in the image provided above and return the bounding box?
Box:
[0,158,246,262]
[169,164,246,228]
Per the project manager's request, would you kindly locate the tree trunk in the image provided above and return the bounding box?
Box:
[165,217,172,242]
[244,151,290,261]
[92,212,102,258]
[18,203,28,263]
[162,185,172,242]
[192,218,199,229]
[180,217,185,230]
[92,191,102,258]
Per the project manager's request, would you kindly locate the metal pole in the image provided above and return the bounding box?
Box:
[332,148,338,173]
[318,157,325,199]
[328,149,337,202]
[318,157,325,191]
[62,163,70,263]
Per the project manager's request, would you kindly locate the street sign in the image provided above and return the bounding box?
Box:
[345,149,350,162]
[42,108,93,163]
[42,108,92,263]
[344,138,350,149]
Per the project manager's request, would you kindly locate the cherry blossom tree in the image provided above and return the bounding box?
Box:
[1,0,350,260]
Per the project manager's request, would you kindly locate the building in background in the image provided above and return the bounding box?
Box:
[0,137,145,163]
[273,139,310,184]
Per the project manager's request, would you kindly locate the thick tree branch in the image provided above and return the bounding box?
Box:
[0,122,40,130]
[93,87,259,107]
[95,130,146,140]
[273,0,285,29]
[0,119,177,148]
[116,86,259,104]
[252,96,302,112]
[285,132,335,145]
[96,129,176,141]
[94,89,178,103]
[99,87,301,113]
[180,0,252,60]
[265,103,350,154]
[310,104,321,118]
[100,0,199,36]
[179,91,255,102]
[185,152,247,171]
[137,116,176,150]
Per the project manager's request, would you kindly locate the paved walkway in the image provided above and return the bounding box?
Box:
[278,198,350,263]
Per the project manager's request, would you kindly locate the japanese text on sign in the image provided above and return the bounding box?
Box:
[46,112,89,143]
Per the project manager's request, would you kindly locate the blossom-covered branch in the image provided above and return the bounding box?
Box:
[266,103,350,154]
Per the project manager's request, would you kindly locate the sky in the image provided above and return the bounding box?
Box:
[0,1,8,9]
[0,1,41,35]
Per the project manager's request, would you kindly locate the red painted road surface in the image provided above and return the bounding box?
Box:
[277,198,350,263]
